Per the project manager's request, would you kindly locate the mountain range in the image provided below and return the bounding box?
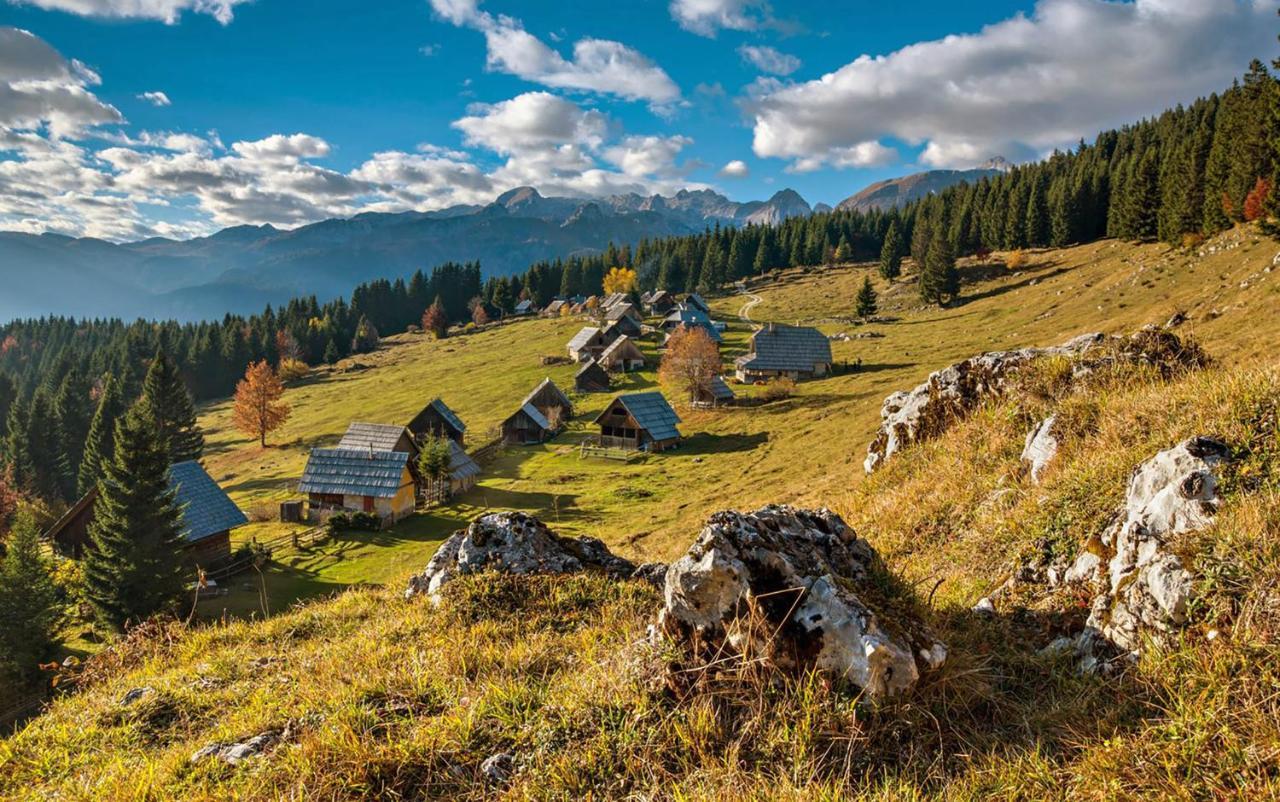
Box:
[836,158,1012,212]
[0,165,995,322]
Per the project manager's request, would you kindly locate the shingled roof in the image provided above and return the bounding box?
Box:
[521,377,571,410]
[299,449,410,498]
[427,398,466,435]
[448,441,481,482]
[606,302,640,321]
[567,326,602,351]
[597,392,682,442]
[338,422,416,454]
[665,306,712,327]
[169,461,248,543]
[707,375,735,400]
[736,325,832,373]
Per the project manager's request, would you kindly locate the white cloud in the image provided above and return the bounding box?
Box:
[453,92,608,154]
[428,0,680,105]
[749,0,1278,170]
[230,133,331,162]
[737,44,800,76]
[602,134,692,177]
[137,90,171,106]
[718,159,749,178]
[0,27,123,137]
[787,141,897,173]
[669,0,770,36]
[8,0,249,24]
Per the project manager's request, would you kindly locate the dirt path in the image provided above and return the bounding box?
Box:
[738,291,763,323]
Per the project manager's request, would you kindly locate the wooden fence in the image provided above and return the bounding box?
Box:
[469,436,505,465]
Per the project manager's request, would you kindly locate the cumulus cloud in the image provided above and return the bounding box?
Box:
[669,0,770,36]
[718,159,749,178]
[602,134,693,177]
[137,90,171,106]
[0,27,123,136]
[8,0,250,24]
[453,92,608,154]
[737,44,799,76]
[749,0,1278,170]
[427,0,680,106]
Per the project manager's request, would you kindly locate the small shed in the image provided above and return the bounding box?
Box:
[502,403,556,444]
[605,304,643,337]
[299,448,416,523]
[338,422,419,459]
[542,299,567,317]
[407,398,466,445]
[514,299,538,316]
[522,377,573,422]
[567,326,608,361]
[646,290,676,315]
[684,293,711,314]
[663,321,722,346]
[593,392,683,452]
[598,335,646,372]
[601,292,630,310]
[734,324,833,382]
[693,375,736,408]
[575,359,611,393]
[447,440,481,495]
[662,305,713,331]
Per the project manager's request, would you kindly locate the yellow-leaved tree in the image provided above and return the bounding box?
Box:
[233,360,291,447]
[602,266,637,295]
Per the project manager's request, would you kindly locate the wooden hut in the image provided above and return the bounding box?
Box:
[447,441,481,495]
[46,461,246,566]
[339,422,419,459]
[684,292,711,314]
[407,398,466,445]
[501,403,556,444]
[575,359,611,393]
[592,392,682,452]
[299,448,416,523]
[693,375,736,408]
[514,299,538,316]
[734,324,832,382]
[567,326,609,362]
[598,335,646,372]
[522,377,573,421]
[645,290,676,315]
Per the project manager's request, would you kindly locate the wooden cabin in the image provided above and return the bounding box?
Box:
[645,290,676,315]
[734,324,833,383]
[662,304,713,332]
[567,326,609,362]
[598,335,646,372]
[338,422,423,492]
[684,293,711,314]
[522,377,573,422]
[575,359,611,393]
[501,403,556,444]
[693,375,736,408]
[447,440,481,495]
[514,299,538,316]
[601,292,630,310]
[46,461,246,566]
[592,392,683,452]
[299,448,416,524]
[542,299,567,317]
[663,321,722,347]
[407,398,466,445]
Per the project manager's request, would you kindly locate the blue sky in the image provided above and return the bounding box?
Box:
[0,0,1275,240]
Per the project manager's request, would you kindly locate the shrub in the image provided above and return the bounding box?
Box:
[327,511,381,533]
[1005,249,1028,270]
[760,376,797,401]
[1181,231,1206,250]
[277,358,310,383]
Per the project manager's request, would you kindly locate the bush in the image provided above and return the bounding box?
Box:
[278,359,310,382]
[760,376,797,401]
[1005,249,1028,270]
[1181,231,1206,249]
[326,511,381,534]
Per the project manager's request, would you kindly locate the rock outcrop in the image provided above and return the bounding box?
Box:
[864,328,1206,473]
[1021,415,1060,484]
[404,512,636,600]
[1068,436,1230,652]
[657,505,944,699]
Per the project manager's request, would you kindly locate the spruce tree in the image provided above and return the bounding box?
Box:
[919,228,959,306]
[855,276,878,319]
[82,401,188,631]
[78,376,124,498]
[54,367,94,500]
[1123,149,1160,241]
[141,350,203,464]
[0,510,62,683]
[879,220,904,281]
[1025,178,1050,247]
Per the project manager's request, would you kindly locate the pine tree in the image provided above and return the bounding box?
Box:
[835,235,852,263]
[919,228,959,306]
[82,402,187,631]
[0,509,62,683]
[879,220,904,281]
[78,376,124,498]
[141,350,203,464]
[1123,148,1160,241]
[855,276,878,319]
[22,390,66,501]
[54,368,94,499]
[1025,177,1050,247]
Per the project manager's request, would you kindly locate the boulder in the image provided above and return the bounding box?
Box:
[1068,436,1230,652]
[631,562,669,589]
[1021,415,1060,484]
[864,329,1206,473]
[404,512,636,600]
[657,505,944,699]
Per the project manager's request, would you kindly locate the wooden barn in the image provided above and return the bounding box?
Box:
[693,375,736,408]
[567,326,609,362]
[522,377,573,422]
[501,403,556,444]
[601,292,630,310]
[299,448,416,524]
[575,359,611,393]
[407,398,466,445]
[598,335,646,372]
[447,440,481,496]
[645,290,676,315]
[592,392,683,452]
[684,293,711,314]
[605,302,643,337]
[542,299,567,317]
[734,324,833,382]
[45,460,247,566]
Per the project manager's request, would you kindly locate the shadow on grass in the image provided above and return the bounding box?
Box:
[682,431,769,455]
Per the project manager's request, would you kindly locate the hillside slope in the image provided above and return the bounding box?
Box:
[3,228,1278,799]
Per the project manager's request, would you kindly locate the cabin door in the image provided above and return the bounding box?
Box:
[363,496,375,513]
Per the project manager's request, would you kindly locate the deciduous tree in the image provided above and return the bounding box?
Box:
[659,325,722,405]
[232,361,290,448]
[422,299,449,339]
[602,266,638,295]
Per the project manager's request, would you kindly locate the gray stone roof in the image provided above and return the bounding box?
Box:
[448,440,481,482]
[737,325,832,373]
[606,302,639,321]
[299,448,410,498]
[567,326,601,351]
[338,422,414,454]
[665,306,712,327]
[168,461,248,543]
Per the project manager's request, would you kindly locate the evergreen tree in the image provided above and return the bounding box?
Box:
[53,368,94,499]
[78,376,124,498]
[1122,149,1161,241]
[22,390,66,501]
[919,228,959,306]
[141,350,204,464]
[835,234,852,263]
[0,510,61,683]
[1025,177,1050,247]
[82,402,187,631]
[855,276,878,319]
[878,220,904,281]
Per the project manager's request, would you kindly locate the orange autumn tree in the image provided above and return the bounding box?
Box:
[233,360,291,447]
[659,324,722,405]
[1243,177,1271,222]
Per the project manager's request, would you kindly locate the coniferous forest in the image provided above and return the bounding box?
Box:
[0,60,1277,513]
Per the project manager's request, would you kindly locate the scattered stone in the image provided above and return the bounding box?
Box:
[404,512,636,600]
[480,753,515,787]
[1021,415,1060,484]
[191,730,279,766]
[972,597,996,615]
[657,505,944,699]
[631,562,669,589]
[1165,310,1188,328]
[119,687,155,706]
[1067,436,1231,653]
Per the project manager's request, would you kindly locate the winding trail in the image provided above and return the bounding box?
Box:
[737,291,763,325]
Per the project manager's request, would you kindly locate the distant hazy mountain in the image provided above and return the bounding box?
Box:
[837,158,1012,213]
[0,185,815,322]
